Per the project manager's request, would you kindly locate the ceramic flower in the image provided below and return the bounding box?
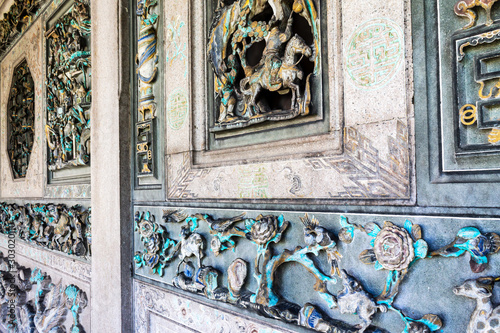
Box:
[139,218,156,239]
[145,234,160,255]
[359,221,428,272]
[373,223,415,271]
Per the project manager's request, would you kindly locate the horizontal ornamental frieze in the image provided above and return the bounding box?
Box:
[134,209,500,333]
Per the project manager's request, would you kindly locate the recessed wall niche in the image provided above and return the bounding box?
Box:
[206,0,328,150]
[45,0,91,184]
[7,60,35,179]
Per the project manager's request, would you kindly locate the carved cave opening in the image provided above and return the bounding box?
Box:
[7,60,35,179]
[208,0,323,137]
[45,0,91,173]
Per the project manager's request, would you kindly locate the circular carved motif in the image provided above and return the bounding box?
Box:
[167,88,188,130]
[345,18,404,90]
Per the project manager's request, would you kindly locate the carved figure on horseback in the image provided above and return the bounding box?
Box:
[207,0,320,129]
[240,17,312,115]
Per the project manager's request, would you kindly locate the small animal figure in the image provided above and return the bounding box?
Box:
[162,209,188,224]
[337,270,387,333]
[206,212,246,233]
[454,276,500,333]
[454,0,498,29]
[300,214,342,276]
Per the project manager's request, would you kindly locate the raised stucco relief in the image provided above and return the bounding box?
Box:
[45,0,91,172]
[0,248,90,332]
[0,202,91,259]
[133,207,500,332]
[162,0,414,204]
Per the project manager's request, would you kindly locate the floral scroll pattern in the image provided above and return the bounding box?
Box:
[134,210,500,333]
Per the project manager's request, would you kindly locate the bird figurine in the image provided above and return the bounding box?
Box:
[300,214,342,276]
[431,227,500,273]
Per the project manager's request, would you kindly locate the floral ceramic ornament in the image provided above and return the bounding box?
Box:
[134,211,177,276]
[430,227,500,273]
[355,220,441,332]
[359,221,428,274]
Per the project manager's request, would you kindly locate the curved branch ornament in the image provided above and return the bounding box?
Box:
[340,217,443,333]
[430,227,500,273]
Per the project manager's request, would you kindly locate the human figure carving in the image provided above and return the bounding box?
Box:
[453,276,500,333]
[454,0,499,29]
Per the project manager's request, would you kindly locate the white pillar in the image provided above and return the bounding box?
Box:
[91,0,132,331]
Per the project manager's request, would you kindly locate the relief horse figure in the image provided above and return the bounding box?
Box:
[240,33,312,115]
[454,0,499,29]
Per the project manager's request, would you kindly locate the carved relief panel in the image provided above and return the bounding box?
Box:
[7,60,35,179]
[0,0,47,57]
[208,0,322,134]
[161,0,414,204]
[0,16,44,197]
[134,207,500,332]
[135,0,160,181]
[435,0,500,176]
[45,0,91,180]
[0,250,89,332]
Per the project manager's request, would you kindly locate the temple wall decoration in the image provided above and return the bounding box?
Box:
[431,0,500,178]
[0,202,91,258]
[134,0,160,184]
[45,0,91,175]
[0,17,44,198]
[0,248,90,332]
[0,2,92,328]
[133,207,500,333]
[132,0,500,331]
[0,0,48,58]
[160,0,414,204]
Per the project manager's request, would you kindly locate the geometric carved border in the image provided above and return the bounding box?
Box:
[167,120,410,201]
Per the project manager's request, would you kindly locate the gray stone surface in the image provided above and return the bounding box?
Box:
[90,0,132,331]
